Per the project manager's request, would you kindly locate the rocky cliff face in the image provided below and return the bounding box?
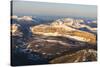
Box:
[49,49,97,63]
[30,22,96,44]
[11,24,23,37]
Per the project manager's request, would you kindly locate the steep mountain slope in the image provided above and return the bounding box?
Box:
[11,24,23,37]
[49,49,97,63]
[30,23,96,44]
[51,18,97,34]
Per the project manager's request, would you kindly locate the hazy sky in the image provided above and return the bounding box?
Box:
[12,1,97,18]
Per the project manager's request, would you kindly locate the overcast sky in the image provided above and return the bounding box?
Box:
[12,1,97,18]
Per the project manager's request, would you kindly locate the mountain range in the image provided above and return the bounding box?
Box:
[11,15,97,65]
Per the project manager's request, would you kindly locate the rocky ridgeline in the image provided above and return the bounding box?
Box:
[49,49,97,63]
[51,18,97,34]
[30,23,96,45]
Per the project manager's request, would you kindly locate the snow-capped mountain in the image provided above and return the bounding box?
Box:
[51,18,97,34]
[11,16,97,65]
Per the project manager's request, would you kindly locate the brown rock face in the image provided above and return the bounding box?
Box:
[49,49,97,64]
[11,24,19,33]
[11,24,23,37]
[30,24,96,45]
